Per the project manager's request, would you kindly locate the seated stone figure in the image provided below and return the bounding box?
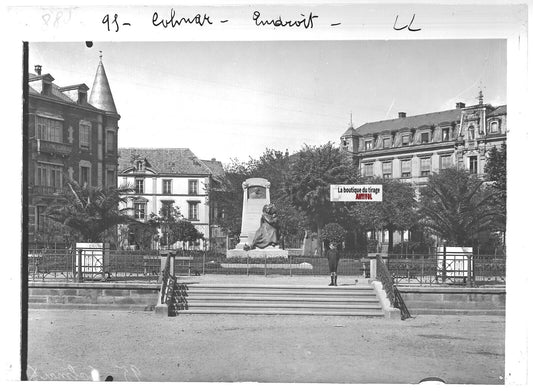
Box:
[251,203,280,249]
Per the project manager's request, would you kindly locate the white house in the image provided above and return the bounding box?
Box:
[118,148,224,249]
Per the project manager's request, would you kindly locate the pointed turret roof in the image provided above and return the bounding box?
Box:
[89,56,117,114]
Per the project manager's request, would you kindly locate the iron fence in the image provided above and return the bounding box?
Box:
[27,248,505,286]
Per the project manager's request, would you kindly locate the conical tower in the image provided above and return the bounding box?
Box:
[89,53,118,114]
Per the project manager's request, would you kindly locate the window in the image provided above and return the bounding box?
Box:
[383,138,391,149]
[420,158,431,176]
[421,133,429,144]
[188,202,199,221]
[161,201,174,218]
[382,161,392,179]
[36,206,47,231]
[135,160,143,171]
[36,117,62,143]
[364,140,372,151]
[401,160,411,178]
[106,130,114,153]
[401,135,410,146]
[363,163,373,178]
[134,202,146,220]
[36,163,62,189]
[79,123,91,149]
[441,155,452,169]
[189,179,198,195]
[490,121,500,134]
[80,166,90,186]
[442,127,450,141]
[135,179,144,194]
[107,170,115,187]
[162,179,172,194]
[469,156,478,174]
[468,125,475,140]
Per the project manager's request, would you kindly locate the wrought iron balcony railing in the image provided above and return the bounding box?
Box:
[35,139,72,157]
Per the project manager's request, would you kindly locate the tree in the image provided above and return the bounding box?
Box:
[149,204,204,249]
[484,143,506,196]
[419,168,501,247]
[210,149,307,247]
[127,220,159,250]
[484,144,506,237]
[45,180,133,243]
[320,223,348,248]
[347,179,419,253]
[173,220,205,248]
[286,143,360,255]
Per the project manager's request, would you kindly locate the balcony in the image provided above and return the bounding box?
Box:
[35,139,72,157]
[31,185,63,196]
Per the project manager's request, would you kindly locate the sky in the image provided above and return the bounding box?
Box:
[28,40,506,165]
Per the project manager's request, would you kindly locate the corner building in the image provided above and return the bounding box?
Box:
[27,60,120,247]
[340,95,507,250]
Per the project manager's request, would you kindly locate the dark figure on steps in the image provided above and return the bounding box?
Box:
[326,242,339,286]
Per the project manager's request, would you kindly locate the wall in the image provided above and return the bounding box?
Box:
[398,286,505,315]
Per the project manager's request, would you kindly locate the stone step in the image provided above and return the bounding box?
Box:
[177,309,384,316]
[178,302,382,310]
[183,296,380,305]
[181,290,376,298]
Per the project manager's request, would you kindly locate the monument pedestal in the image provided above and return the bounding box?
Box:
[227,246,288,259]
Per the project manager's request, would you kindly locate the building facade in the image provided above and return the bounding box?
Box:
[340,94,507,250]
[27,60,120,247]
[117,148,224,250]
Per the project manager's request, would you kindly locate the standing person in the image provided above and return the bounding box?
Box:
[326,242,340,286]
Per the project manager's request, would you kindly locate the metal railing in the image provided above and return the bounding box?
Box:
[27,248,505,285]
[375,255,411,320]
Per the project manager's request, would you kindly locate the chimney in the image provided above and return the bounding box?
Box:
[34,65,42,75]
[398,112,406,118]
[456,102,465,109]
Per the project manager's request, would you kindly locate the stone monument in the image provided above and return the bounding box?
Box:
[227,178,288,258]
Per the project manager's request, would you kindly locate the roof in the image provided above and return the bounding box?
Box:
[202,159,225,179]
[488,105,507,117]
[28,73,98,109]
[343,109,462,138]
[88,60,118,113]
[118,148,223,176]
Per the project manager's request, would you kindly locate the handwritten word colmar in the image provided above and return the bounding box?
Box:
[253,11,318,29]
[152,9,213,28]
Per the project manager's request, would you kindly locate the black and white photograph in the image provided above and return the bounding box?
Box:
[2,0,531,387]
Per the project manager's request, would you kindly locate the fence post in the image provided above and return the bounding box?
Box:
[289,255,292,277]
[247,254,250,276]
[264,255,267,277]
[370,257,377,280]
[441,245,447,284]
[203,251,206,275]
[77,249,83,283]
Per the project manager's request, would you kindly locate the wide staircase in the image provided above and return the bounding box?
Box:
[167,283,384,317]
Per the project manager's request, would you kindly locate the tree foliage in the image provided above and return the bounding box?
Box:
[419,168,501,246]
[45,180,133,243]
[286,143,360,254]
[320,223,348,246]
[484,143,506,196]
[210,148,307,246]
[347,179,418,251]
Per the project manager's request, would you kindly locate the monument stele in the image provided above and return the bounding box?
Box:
[227,178,288,258]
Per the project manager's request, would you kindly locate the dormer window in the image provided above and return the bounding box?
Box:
[383,138,391,149]
[401,135,410,146]
[442,127,450,141]
[135,160,143,171]
[490,121,500,134]
[421,133,429,144]
[364,140,372,151]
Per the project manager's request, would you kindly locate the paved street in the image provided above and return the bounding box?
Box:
[27,309,504,384]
